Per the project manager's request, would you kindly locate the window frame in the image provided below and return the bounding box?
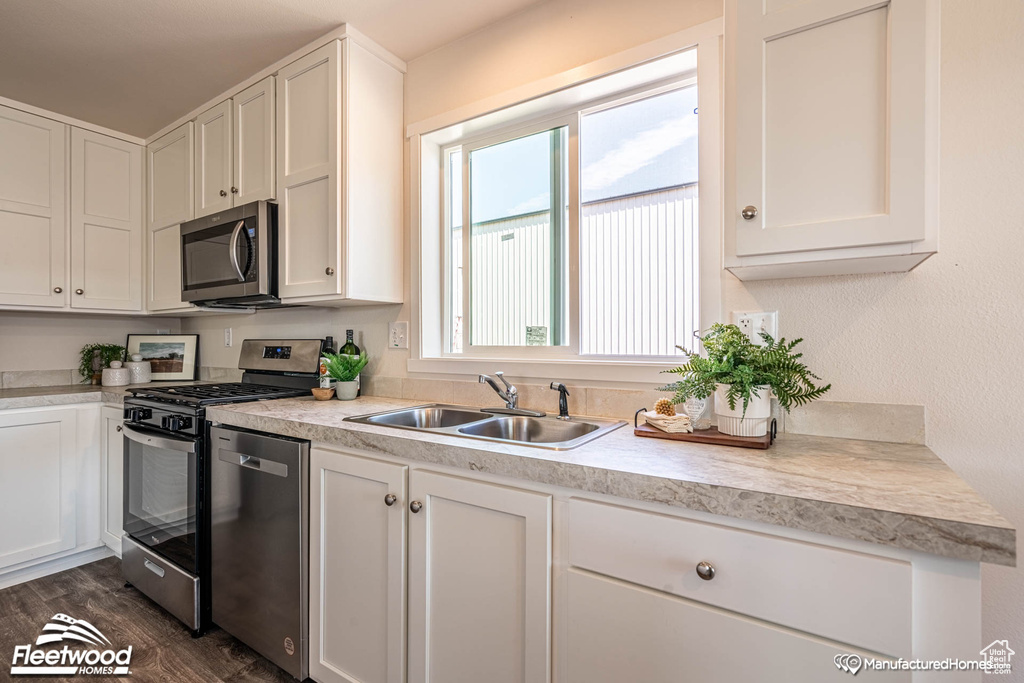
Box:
[409,22,723,384]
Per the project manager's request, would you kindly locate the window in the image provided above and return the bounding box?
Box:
[444,85,698,359]
[414,38,722,379]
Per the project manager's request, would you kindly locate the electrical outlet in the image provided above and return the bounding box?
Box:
[731,311,778,346]
[224,328,233,347]
[389,321,409,349]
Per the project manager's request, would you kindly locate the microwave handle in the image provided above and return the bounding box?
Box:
[229,220,246,282]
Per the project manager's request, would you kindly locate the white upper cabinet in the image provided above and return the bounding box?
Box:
[0,105,66,308]
[70,128,143,311]
[725,0,939,280]
[194,77,276,219]
[277,38,404,304]
[146,222,191,313]
[194,100,233,217]
[147,122,194,230]
[233,77,276,205]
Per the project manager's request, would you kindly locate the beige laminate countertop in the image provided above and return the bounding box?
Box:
[2,386,1013,565]
[204,395,1016,567]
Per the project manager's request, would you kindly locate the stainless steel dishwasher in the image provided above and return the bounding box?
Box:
[209,424,309,680]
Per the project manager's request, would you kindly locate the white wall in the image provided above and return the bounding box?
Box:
[725,0,1024,650]
[0,312,181,373]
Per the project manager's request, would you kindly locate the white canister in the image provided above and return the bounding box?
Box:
[125,353,152,384]
[102,361,131,387]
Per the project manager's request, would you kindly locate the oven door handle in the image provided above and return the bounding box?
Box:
[123,425,197,453]
[228,220,246,282]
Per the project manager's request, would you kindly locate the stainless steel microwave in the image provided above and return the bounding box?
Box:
[180,201,280,308]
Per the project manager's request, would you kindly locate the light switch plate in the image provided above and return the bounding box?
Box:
[224,328,233,347]
[389,321,409,349]
[731,311,778,346]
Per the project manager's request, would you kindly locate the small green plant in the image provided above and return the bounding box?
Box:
[324,351,368,382]
[78,343,126,383]
[659,323,830,415]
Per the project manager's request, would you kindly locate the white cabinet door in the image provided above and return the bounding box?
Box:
[563,570,907,683]
[0,105,66,308]
[408,470,551,683]
[194,100,233,218]
[0,408,78,569]
[100,406,124,553]
[233,77,276,205]
[147,122,194,230]
[276,41,342,300]
[147,222,192,312]
[70,129,143,311]
[725,0,938,278]
[310,447,407,683]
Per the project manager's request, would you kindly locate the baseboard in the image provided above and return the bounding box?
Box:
[0,545,114,590]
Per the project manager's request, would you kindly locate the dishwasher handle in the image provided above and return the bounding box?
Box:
[218,448,289,477]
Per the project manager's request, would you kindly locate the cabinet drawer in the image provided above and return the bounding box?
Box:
[567,498,910,656]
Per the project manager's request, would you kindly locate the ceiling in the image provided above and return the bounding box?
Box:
[0,0,541,138]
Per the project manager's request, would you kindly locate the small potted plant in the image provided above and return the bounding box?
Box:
[324,350,368,400]
[659,323,830,437]
[79,343,127,384]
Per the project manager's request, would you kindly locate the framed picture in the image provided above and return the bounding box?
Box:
[125,334,200,381]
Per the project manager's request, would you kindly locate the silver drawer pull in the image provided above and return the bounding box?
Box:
[696,560,716,581]
[144,559,166,578]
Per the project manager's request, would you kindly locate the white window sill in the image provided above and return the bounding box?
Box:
[407,356,679,385]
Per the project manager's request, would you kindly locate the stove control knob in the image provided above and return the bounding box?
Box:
[124,407,152,422]
[161,415,192,432]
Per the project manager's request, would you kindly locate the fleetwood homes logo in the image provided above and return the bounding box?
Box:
[10,613,133,676]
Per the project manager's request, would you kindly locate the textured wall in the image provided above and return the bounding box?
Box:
[726,0,1024,648]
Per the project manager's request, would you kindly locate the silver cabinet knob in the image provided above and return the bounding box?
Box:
[410,501,423,513]
[75,289,84,295]
[116,425,123,432]
[384,493,397,506]
[219,189,228,197]
[230,186,238,194]
[53,287,62,294]
[696,561,716,581]
[741,205,758,220]
[325,267,335,276]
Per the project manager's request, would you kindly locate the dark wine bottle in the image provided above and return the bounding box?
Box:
[340,330,361,396]
[319,336,336,389]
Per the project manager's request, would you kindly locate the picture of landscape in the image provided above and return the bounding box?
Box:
[138,341,186,373]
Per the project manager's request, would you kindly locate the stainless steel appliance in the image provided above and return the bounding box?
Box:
[121,339,322,635]
[210,425,310,680]
[180,200,280,308]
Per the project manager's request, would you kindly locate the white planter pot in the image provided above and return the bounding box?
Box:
[335,380,359,400]
[714,383,771,437]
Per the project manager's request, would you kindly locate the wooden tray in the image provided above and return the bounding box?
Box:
[634,422,773,450]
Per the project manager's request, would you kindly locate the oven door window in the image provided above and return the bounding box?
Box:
[123,429,198,573]
[182,218,256,290]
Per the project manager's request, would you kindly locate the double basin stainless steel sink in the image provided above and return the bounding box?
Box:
[346,404,624,450]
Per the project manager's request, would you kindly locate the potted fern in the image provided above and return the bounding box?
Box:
[660,323,830,437]
[324,351,368,400]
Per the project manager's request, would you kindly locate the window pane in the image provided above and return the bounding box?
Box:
[448,149,464,353]
[468,128,568,347]
[579,87,699,356]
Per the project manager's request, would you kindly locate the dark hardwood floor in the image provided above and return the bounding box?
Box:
[0,557,295,682]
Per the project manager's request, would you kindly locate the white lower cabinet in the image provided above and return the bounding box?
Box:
[564,569,907,683]
[0,408,78,569]
[310,447,408,683]
[408,470,552,683]
[100,406,124,553]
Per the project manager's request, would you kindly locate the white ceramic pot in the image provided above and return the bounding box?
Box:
[125,353,152,384]
[102,361,131,387]
[335,380,359,400]
[714,383,771,437]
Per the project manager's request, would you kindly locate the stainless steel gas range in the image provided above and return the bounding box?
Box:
[119,338,322,635]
